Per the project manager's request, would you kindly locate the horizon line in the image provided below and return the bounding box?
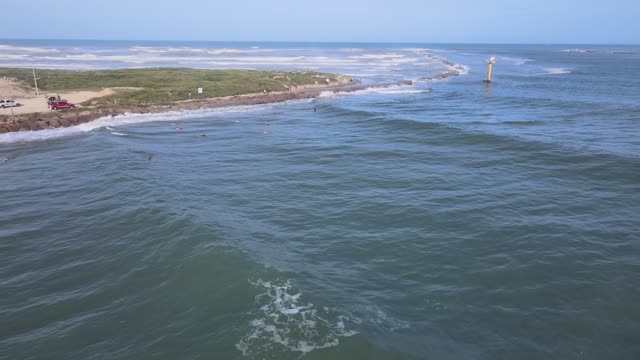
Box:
[1,38,638,46]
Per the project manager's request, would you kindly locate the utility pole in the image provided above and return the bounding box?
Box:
[32,67,39,96]
[9,87,14,123]
[484,57,496,83]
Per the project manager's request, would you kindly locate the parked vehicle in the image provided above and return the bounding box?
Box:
[49,101,76,110]
[46,93,61,106]
[0,99,20,108]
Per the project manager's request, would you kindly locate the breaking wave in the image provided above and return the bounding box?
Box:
[563,48,597,53]
[361,88,431,95]
[236,279,358,357]
[0,44,60,53]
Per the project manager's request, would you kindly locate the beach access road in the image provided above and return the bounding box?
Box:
[0,78,115,115]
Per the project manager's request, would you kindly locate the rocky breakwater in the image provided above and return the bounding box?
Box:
[0,109,123,133]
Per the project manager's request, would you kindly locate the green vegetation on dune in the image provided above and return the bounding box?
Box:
[0,68,348,107]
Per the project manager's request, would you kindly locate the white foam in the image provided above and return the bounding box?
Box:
[236,279,358,357]
[348,53,406,60]
[544,67,572,75]
[110,132,127,136]
[0,104,270,144]
[318,91,339,98]
[356,86,431,95]
[501,56,533,66]
[207,48,246,55]
[1,44,457,77]
[339,48,366,53]
[128,46,272,55]
[0,126,84,144]
[0,44,60,53]
[368,89,431,95]
[563,48,596,53]
[402,48,429,55]
[0,54,29,61]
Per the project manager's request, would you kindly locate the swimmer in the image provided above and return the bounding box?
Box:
[147,153,153,161]
[175,127,183,131]
[314,106,317,112]
[3,155,10,162]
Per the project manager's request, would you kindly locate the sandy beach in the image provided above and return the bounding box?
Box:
[0,78,116,115]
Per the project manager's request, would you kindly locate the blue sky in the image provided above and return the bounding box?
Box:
[2,0,639,43]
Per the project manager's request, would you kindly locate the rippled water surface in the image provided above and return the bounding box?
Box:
[1,42,639,359]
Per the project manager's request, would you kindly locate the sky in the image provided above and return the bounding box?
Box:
[2,0,639,44]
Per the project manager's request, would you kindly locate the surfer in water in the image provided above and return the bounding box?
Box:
[3,155,10,162]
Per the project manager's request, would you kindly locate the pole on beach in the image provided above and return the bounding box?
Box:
[10,90,14,123]
[32,67,39,96]
[484,57,496,83]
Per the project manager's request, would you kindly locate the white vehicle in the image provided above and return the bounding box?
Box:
[0,99,20,108]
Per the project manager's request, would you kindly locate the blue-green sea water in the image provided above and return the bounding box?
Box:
[1,42,639,359]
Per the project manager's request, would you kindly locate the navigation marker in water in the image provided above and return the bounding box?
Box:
[484,56,496,83]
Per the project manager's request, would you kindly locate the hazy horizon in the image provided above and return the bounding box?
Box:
[1,38,639,46]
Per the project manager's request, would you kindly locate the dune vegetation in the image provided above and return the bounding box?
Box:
[0,67,348,108]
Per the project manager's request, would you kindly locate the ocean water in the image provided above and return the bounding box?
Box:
[1,41,639,359]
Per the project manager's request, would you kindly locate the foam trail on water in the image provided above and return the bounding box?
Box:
[236,279,358,357]
[544,67,572,75]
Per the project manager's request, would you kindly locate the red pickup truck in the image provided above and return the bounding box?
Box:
[49,101,76,110]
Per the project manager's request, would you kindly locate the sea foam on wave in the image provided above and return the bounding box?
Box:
[236,279,357,356]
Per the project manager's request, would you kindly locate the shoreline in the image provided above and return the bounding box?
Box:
[0,79,408,134]
[0,67,463,135]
